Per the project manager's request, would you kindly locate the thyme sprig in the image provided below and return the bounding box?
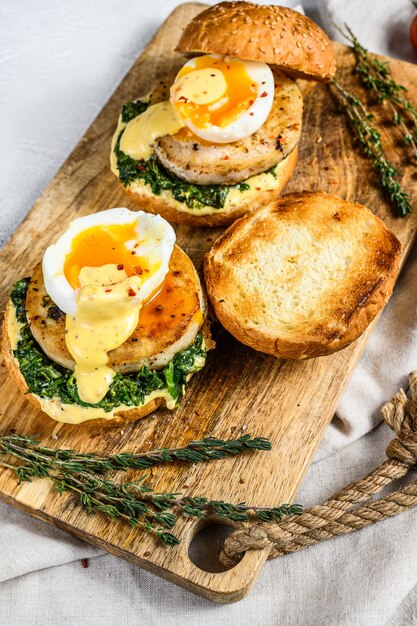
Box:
[0,433,300,546]
[0,433,271,473]
[331,79,411,217]
[336,23,417,160]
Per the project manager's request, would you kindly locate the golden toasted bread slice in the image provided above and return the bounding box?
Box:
[26,245,205,373]
[176,2,336,82]
[204,192,401,359]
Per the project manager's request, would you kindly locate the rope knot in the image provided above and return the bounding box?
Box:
[221,525,271,568]
[386,435,417,467]
[381,372,417,468]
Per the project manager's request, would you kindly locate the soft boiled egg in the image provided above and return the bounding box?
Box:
[170,54,274,143]
[43,208,175,316]
[42,208,175,404]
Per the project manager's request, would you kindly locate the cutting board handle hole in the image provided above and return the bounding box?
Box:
[187,519,243,573]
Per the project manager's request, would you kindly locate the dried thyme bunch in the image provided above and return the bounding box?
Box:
[336,23,417,160]
[0,433,301,546]
[330,79,411,217]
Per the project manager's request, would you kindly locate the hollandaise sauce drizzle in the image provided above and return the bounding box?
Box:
[63,222,149,405]
[65,264,142,404]
[120,102,183,161]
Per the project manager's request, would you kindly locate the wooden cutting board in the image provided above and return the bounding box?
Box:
[1,2,417,604]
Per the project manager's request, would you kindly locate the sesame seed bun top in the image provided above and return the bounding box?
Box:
[176,1,336,82]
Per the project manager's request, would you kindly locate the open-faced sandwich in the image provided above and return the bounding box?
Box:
[110,1,336,226]
[2,208,211,428]
[204,192,402,358]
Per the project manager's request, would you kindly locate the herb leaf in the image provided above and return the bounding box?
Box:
[121,99,149,123]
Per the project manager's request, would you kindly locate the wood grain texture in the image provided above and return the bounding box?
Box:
[1,2,417,603]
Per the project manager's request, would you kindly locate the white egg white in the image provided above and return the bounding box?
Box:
[42,208,176,316]
[170,54,275,144]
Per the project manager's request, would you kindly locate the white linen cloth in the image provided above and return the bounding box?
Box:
[1,1,417,624]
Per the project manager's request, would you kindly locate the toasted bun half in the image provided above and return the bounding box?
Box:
[204,192,401,359]
[2,302,212,431]
[176,2,336,82]
[123,148,297,227]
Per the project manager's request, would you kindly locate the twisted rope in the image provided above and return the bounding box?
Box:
[220,371,417,567]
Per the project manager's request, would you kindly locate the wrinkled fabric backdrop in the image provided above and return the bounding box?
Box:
[1,1,417,624]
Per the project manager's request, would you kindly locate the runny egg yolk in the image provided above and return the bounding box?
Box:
[63,223,149,405]
[64,223,146,289]
[172,55,257,129]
